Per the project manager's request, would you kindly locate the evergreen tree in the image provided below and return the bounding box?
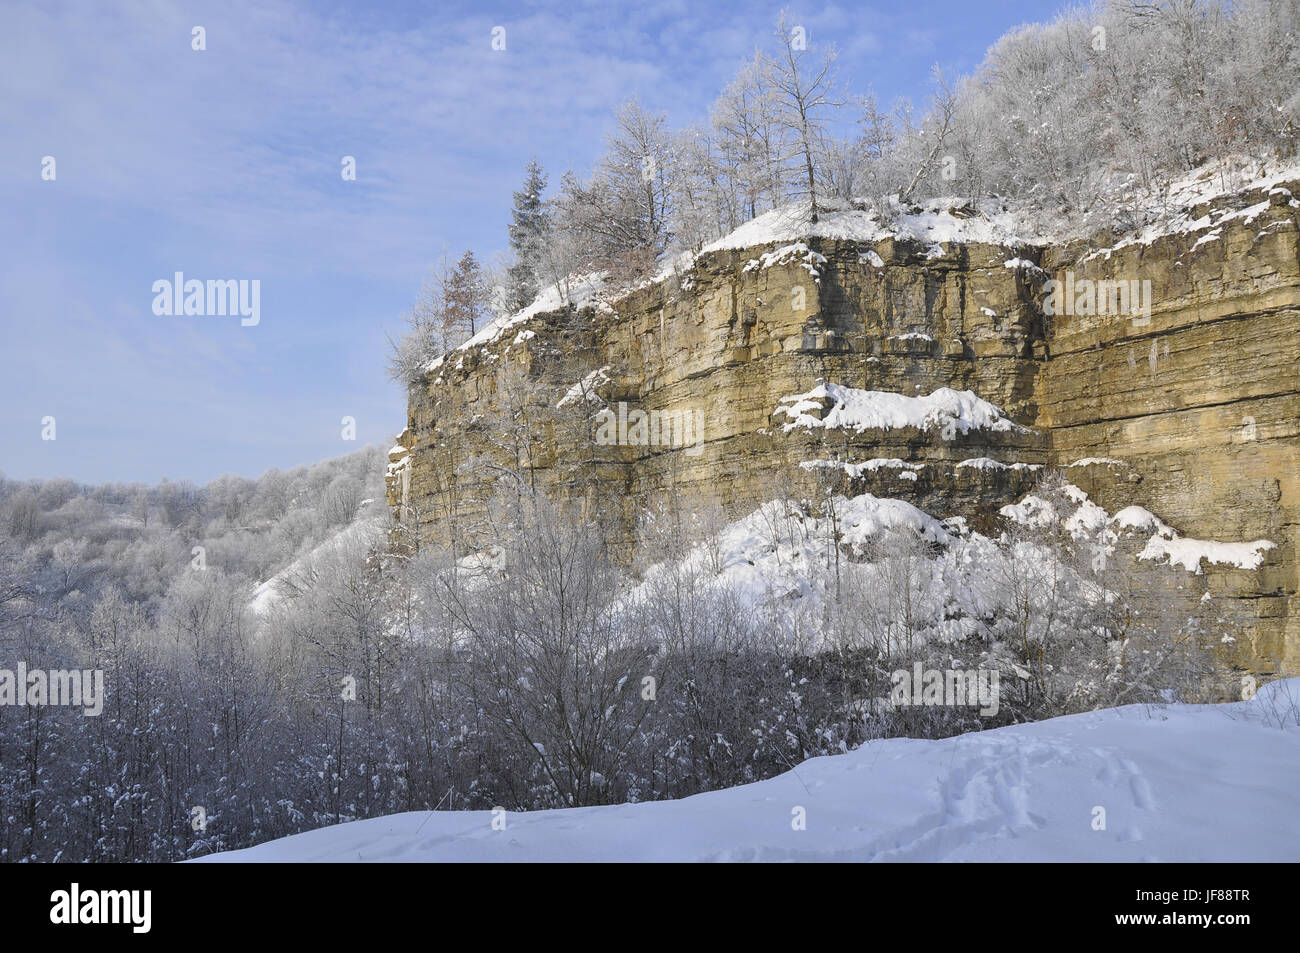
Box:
[506,159,550,312]
[442,249,488,343]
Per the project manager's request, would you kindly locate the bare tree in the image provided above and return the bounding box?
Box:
[898,66,956,204]
[711,53,785,221]
[386,256,451,384]
[767,11,839,221]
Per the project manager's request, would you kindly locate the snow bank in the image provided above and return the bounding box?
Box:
[632,492,950,612]
[1109,505,1172,535]
[837,494,950,547]
[198,678,1300,862]
[702,201,888,252]
[774,382,1027,437]
[700,196,1041,255]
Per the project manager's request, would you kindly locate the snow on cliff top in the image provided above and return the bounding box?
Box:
[426,272,609,373]
[699,195,1045,254]
[1082,154,1300,259]
[1162,154,1300,213]
[700,157,1300,262]
[199,677,1300,862]
[425,156,1300,376]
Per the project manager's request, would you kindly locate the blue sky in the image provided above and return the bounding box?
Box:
[0,0,1066,486]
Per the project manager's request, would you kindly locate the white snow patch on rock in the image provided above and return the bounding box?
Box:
[774,382,1028,438]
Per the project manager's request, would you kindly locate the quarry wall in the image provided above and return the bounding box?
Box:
[388,179,1300,673]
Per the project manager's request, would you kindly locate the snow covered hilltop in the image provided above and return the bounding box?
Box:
[387,165,1300,675]
[200,678,1300,862]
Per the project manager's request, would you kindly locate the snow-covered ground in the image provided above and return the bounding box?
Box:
[697,194,1047,252]
[199,678,1300,862]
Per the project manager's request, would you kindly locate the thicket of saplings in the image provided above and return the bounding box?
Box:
[0,460,1233,861]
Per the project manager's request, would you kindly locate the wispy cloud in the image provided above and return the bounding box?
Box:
[0,0,1058,484]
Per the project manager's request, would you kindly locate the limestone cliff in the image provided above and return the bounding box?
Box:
[388,176,1300,674]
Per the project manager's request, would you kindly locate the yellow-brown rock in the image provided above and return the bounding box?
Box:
[388,181,1300,674]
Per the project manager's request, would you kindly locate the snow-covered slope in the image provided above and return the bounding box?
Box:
[697,195,1045,252]
[624,482,1274,650]
[199,679,1300,862]
[249,516,386,617]
[426,272,610,375]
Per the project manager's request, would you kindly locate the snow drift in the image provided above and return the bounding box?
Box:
[198,678,1300,862]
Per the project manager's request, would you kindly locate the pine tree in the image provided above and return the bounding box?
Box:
[442,250,488,343]
[506,160,550,312]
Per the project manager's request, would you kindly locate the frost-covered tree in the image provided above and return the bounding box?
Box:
[898,66,959,204]
[505,159,550,313]
[766,10,839,221]
[386,257,451,384]
[672,123,733,251]
[711,53,785,222]
[388,250,489,383]
[557,98,678,280]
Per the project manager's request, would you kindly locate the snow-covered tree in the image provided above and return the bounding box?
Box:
[711,53,784,222]
[557,98,678,280]
[766,10,839,221]
[505,159,550,313]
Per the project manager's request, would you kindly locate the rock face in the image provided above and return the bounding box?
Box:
[388,180,1300,675]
